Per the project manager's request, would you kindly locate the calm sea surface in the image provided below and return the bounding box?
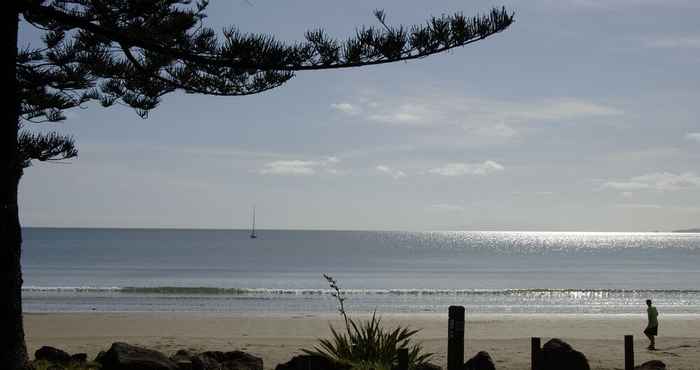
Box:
[21,228,700,314]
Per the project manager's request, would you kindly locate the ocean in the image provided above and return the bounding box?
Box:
[21,228,700,314]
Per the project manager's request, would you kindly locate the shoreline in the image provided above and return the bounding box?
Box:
[25,312,700,369]
[24,311,700,321]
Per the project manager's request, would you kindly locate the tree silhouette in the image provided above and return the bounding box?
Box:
[2,1,513,368]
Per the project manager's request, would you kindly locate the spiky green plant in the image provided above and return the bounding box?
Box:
[303,275,433,370]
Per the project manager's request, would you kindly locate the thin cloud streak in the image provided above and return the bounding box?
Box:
[332,93,622,130]
[259,157,341,176]
[603,172,700,191]
[375,165,406,179]
[548,0,700,10]
[427,203,465,212]
[614,203,700,212]
[686,132,700,143]
[646,36,700,49]
[330,102,360,114]
[429,161,505,176]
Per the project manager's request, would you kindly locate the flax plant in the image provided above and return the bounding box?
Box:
[303,275,433,370]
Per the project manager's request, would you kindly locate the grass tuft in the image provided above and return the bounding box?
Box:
[302,275,433,370]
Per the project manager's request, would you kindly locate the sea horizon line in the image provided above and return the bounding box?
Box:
[21,226,697,233]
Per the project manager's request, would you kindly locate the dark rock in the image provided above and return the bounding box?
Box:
[35,346,71,363]
[97,342,178,370]
[95,350,107,363]
[634,360,666,370]
[171,349,194,362]
[191,351,263,370]
[274,354,349,370]
[174,359,193,370]
[415,363,442,370]
[171,350,195,370]
[70,353,88,363]
[540,338,589,370]
[464,351,495,370]
[190,354,219,370]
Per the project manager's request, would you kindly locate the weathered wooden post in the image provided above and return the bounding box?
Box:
[531,337,541,370]
[447,305,465,370]
[625,335,634,370]
[397,348,409,370]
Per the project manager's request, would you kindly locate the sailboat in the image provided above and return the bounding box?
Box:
[250,206,257,239]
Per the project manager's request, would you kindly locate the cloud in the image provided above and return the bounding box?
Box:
[259,157,341,176]
[603,172,700,191]
[330,103,360,115]
[331,93,622,131]
[429,160,504,176]
[614,203,663,209]
[474,123,518,138]
[375,165,406,179]
[325,156,340,164]
[601,181,650,191]
[367,104,431,125]
[258,160,317,175]
[427,203,465,212]
[513,191,555,196]
[547,0,699,10]
[512,99,622,121]
[646,36,700,49]
[613,203,700,212]
[686,132,700,143]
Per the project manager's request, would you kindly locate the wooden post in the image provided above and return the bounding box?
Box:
[625,335,634,370]
[531,337,541,370]
[447,305,465,370]
[397,348,408,370]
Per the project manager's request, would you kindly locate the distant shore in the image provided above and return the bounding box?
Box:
[25,312,700,370]
[674,228,700,233]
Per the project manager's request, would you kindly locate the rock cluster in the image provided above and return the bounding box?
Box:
[34,343,265,370]
[275,354,350,370]
[634,360,667,370]
[190,351,263,370]
[539,338,590,370]
[464,351,495,370]
[96,342,178,370]
[35,346,88,365]
[31,339,667,370]
[415,362,442,370]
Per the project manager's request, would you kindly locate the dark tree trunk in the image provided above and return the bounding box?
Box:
[1,3,29,370]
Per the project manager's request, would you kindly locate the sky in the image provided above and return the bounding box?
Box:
[18,0,700,231]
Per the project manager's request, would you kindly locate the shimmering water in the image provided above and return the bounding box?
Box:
[21,228,700,313]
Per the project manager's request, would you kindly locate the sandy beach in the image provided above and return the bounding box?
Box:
[25,312,700,369]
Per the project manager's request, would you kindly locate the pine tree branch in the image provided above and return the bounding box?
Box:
[17,131,78,168]
[17,1,514,121]
[24,3,513,72]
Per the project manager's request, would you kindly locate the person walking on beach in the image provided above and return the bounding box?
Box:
[644,299,659,350]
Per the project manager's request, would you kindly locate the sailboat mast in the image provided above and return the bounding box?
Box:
[250,206,257,238]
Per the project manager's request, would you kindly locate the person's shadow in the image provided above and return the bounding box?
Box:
[649,344,694,357]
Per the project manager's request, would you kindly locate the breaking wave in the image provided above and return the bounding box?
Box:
[21,286,700,296]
